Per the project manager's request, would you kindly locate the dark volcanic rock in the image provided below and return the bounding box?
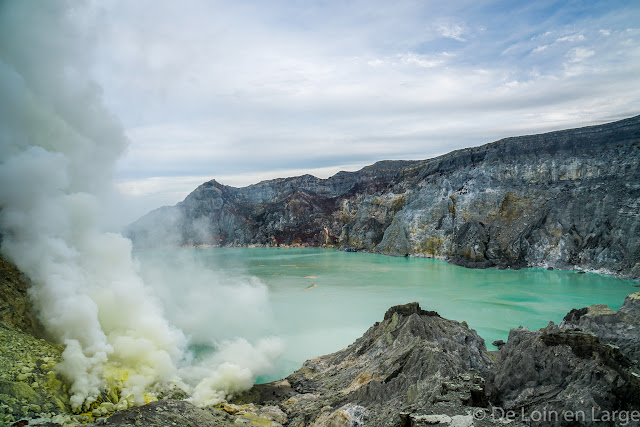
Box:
[451,220,491,268]
[383,301,440,319]
[560,292,640,363]
[126,162,417,249]
[268,302,494,426]
[91,399,236,426]
[127,116,640,280]
[491,339,505,349]
[486,292,640,426]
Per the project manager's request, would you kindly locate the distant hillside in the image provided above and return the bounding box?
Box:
[126,115,640,280]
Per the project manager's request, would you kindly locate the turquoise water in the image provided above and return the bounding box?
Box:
[136,247,637,382]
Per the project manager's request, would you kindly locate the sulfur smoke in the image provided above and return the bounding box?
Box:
[0,1,280,411]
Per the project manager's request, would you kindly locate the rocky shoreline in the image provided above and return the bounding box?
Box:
[2,254,639,426]
[127,115,640,281]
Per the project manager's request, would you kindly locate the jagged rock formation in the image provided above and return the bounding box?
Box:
[270,302,494,426]
[560,293,640,363]
[486,292,640,426]
[126,115,640,280]
[126,160,418,249]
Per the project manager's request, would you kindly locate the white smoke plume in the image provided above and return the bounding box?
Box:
[0,1,280,411]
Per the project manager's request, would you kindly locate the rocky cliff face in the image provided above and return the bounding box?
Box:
[126,115,640,279]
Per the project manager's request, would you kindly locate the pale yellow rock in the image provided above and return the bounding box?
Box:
[100,401,115,412]
[221,402,243,414]
[115,399,129,411]
[586,304,615,316]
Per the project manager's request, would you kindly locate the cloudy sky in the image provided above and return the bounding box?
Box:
[82,1,640,218]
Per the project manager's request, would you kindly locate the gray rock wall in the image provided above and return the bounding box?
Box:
[126,115,640,279]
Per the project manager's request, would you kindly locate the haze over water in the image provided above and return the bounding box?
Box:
[136,247,636,382]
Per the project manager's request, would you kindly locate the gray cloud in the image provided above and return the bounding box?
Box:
[79,0,640,220]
